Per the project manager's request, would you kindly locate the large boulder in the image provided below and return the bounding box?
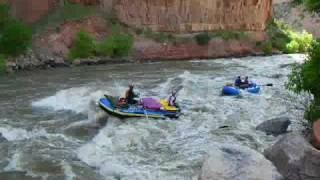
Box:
[264,133,320,180]
[311,120,320,149]
[199,144,282,180]
[256,117,291,136]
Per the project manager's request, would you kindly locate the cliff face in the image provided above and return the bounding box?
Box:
[10,0,59,24]
[102,0,273,32]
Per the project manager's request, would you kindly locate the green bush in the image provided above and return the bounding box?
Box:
[262,41,273,55]
[304,0,320,12]
[97,33,133,57]
[195,32,211,45]
[286,40,320,123]
[0,20,32,56]
[0,54,5,72]
[68,30,96,59]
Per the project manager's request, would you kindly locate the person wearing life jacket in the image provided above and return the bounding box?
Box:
[125,85,138,104]
[234,76,242,87]
[240,76,250,89]
[168,91,177,106]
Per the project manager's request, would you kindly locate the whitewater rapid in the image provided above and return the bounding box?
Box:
[0,54,306,179]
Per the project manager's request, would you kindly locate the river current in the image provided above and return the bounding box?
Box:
[0,55,307,179]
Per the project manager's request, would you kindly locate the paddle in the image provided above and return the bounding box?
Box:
[259,83,273,87]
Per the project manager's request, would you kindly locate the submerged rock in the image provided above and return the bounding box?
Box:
[199,144,282,180]
[0,133,8,143]
[264,133,320,180]
[256,117,291,136]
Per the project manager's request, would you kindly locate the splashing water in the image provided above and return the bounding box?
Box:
[0,55,307,179]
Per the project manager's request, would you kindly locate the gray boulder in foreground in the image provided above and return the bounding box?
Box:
[199,144,282,180]
[264,133,320,180]
[256,117,291,136]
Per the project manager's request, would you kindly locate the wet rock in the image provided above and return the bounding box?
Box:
[256,117,291,136]
[72,57,127,66]
[0,133,7,142]
[311,119,320,149]
[264,133,320,180]
[199,144,282,180]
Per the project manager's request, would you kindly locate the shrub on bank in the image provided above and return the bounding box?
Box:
[286,40,320,124]
[68,30,96,60]
[195,32,211,45]
[0,20,32,56]
[213,30,248,40]
[0,54,5,72]
[261,41,273,55]
[97,33,133,57]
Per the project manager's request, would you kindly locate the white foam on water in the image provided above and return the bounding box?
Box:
[0,126,47,141]
[4,152,23,171]
[32,87,105,114]
[61,161,76,180]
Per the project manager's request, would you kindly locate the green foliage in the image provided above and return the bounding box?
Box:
[213,30,248,40]
[0,4,11,32]
[0,54,5,72]
[267,19,314,53]
[97,33,133,57]
[286,30,313,53]
[68,30,95,60]
[261,41,273,55]
[286,40,320,123]
[142,28,176,43]
[32,3,97,33]
[195,32,211,45]
[292,0,303,5]
[0,20,32,56]
[304,0,320,12]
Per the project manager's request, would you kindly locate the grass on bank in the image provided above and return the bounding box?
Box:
[194,30,248,46]
[32,2,97,33]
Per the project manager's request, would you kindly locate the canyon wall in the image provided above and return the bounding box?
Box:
[10,0,59,24]
[102,0,273,32]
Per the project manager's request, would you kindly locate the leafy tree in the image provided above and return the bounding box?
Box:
[286,40,320,123]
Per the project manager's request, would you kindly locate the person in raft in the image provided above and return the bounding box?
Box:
[240,76,250,88]
[234,76,242,87]
[125,84,139,104]
[168,90,177,106]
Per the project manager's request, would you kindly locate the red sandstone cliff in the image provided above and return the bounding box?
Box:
[10,0,59,24]
[102,0,273,32]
